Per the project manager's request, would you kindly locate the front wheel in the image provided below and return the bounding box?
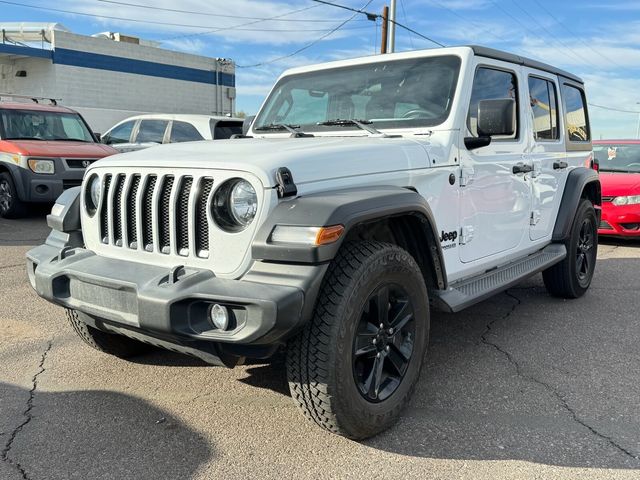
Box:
[543,198,598,298]
[0,172,27,219]
[286,241,430,439]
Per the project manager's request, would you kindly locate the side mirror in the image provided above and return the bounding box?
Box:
[477,98,516,137]
[591,157,600,172]
[242,115,255,136]
[94,132,102,142]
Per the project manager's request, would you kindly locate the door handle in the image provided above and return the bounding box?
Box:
[513,163,533,174]
[553,161,568,170]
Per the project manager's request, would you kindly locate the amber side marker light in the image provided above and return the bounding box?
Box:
[270,224,345,245]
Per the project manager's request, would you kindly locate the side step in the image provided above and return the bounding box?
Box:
[432,243,567,313]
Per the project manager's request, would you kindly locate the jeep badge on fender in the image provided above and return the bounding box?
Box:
[27,45,600,440]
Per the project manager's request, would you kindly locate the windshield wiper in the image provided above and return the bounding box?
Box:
[317,118,387,137]
[254,123,313,137]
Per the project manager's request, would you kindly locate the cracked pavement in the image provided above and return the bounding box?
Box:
[1,216,639,479]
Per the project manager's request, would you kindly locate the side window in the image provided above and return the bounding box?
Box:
[562,84,590,142]
[467,67,519,140]
[170,121,204,143]
[278,89,329,125]
[210,120,242,139]
[528,76,559,141]
[135,120,169,144]
[104,121,134,144]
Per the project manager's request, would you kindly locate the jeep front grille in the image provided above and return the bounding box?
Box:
[99,173,214,258]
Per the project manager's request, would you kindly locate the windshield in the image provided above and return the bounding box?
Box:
[254,55,461,133]
[593,144,640,173]
[0,109,95,142]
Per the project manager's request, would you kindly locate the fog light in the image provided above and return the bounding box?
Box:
[209,303,229,330]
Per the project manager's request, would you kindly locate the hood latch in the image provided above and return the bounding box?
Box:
[276,167,297,198]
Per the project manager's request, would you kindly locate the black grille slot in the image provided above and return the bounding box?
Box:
[112,175,125,246]
[126,175,141,247]
[100,174,112,243]
[66,159,97,169]
[195,178,213,256]
[176,177,193,255]
[141,175,157,251]
[158,176,175,253]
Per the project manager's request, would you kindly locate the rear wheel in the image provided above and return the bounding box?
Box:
[0,172,27,219]
[286,241,430,439]
[66,309,150,359]
[543,198,598,298]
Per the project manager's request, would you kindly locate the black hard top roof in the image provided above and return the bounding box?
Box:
[469,45,583,84]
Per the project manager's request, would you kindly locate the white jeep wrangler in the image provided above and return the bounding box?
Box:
[27,46,600,439]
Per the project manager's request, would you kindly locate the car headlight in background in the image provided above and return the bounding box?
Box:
[213,178,258,231]
[85,174,101,215]
[612,195,640,206]
[28,159,55,174]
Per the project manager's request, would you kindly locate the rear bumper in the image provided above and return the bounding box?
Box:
[27,238,326,362]
[598,203,640,237]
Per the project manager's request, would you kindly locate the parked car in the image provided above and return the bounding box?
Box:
[28,46,600,439]
[0,98,118,218]
[593,140,640,237]
[100,114,244,153]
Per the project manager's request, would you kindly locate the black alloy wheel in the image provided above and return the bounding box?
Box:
[576,216,596,286]
[352,284,415,403]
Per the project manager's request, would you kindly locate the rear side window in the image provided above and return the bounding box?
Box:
[104,120,134,144]
[170,121,204,143]
[210,120,243,139]
[562,84,589,142]
[528,76,559,141]
[467,67,519,140]
[135,120,168,144]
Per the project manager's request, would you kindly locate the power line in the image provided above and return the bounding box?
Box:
[589,103,640,114]
[94,0,366,23]
[238,0,374,68]
[0,0,368,32]
[399,0,414,49]
[312,0,446,47]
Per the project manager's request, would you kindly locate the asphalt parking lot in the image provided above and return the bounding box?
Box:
[1,213,639,480]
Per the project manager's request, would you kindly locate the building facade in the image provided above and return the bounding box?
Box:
[0,25,236,132]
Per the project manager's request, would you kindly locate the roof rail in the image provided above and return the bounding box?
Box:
[0,93,62,105]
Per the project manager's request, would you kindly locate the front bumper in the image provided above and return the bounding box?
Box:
[598,203,640,237]
[16,161,85,203]
[27,237,326,364]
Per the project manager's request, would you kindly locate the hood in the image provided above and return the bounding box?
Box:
[89,137,431,188]
[0,140,117,158]
[599,171,640,197]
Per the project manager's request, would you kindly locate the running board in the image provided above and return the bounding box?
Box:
[432,244,567,313]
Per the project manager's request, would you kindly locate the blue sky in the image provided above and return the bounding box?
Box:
[2,0,640,138]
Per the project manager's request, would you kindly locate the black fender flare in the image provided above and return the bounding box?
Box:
[552,167,601,242]
[252,185,447,289]
[0,161,28,201]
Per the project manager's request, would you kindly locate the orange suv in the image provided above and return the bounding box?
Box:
[0,99,118,218]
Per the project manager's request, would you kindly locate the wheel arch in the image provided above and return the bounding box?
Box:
[0,161,28,201]
[252,186,448,291]
[552,167,601,242]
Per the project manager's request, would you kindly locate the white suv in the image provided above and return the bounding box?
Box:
[101,114,243,152]
[27,46,600,439]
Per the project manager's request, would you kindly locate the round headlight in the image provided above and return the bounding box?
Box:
[85,175,101,214]
[213,178,258,231]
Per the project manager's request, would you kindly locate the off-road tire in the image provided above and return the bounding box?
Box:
[66,309,149,358]
[0,172,27,219]
[543,198,598,298]
[286,241,430,439]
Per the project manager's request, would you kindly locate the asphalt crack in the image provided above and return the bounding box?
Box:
[0,263,23,271]
[480,291,639,462]
[1,341,52,480]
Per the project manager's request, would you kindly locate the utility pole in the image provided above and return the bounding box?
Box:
[380,6,389,54]
[636,102,640,139]
[388,0,396,53]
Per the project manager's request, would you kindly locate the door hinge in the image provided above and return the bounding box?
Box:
[530,210,541,226]
[460,167,474,187]
[460,225,475,245]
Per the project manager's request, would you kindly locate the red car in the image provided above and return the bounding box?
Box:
[593,140,640,237]
[0,99,118,218]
